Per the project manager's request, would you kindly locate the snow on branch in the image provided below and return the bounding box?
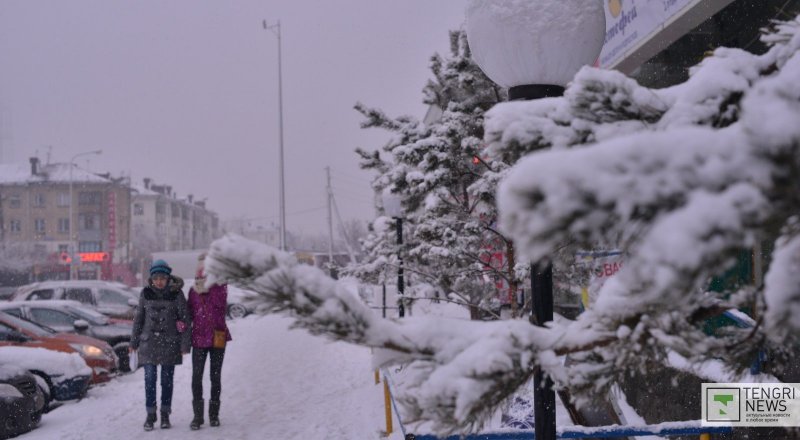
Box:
[205,235,601,434]
[498,126,771,265]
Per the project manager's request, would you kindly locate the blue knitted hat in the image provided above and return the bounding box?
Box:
[149,259,172,277]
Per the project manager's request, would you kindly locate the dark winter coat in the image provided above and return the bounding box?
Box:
[188,283,231,348]
[130,276,192,365]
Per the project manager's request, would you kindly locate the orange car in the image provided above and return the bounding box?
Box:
[0,312,117,384]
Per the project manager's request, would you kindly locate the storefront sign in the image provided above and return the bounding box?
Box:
[107,191,116,252]
[599,0,701,68]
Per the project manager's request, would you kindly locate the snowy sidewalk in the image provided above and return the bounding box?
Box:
[20,315,397,440]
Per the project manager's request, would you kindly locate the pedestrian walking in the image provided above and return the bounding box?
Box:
[188,255,232,430]
[130,259,191,431]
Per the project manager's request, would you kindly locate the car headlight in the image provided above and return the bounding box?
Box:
[69,343,106,359]
[0,383,23,398]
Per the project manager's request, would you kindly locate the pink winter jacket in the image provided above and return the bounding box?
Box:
[187,284,232,348]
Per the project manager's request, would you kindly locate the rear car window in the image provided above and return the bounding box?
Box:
[29,308,77,327]
[64,288,93,304]
[28,289,55,300]
[98,289,130,306]
[1,308,23,319]
[66,305,108,325]
[0,323,25,341]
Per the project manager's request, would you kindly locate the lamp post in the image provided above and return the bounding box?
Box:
[262,19,287,252]
[465,2,605,439]
[382,190,405,318]
[68,150,102,280]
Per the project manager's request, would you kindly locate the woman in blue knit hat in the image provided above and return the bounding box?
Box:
[130,259,191,431]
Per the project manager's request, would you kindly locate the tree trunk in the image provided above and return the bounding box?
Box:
[469,303,481,320]
[507,241,519,318]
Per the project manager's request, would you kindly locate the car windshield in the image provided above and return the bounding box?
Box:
[65,305,109,325]
[0,311,55,337]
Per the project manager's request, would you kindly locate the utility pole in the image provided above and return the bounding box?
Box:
[263,19,287,251]
[325,166,335,277]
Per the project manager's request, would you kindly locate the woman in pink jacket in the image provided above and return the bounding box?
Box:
[187,257,231,430]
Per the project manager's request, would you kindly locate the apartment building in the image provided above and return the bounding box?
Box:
[131,178,220,258]
[0,158,132,281]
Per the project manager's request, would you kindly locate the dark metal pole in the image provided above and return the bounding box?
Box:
[382,283,387,319]
[531,261,555,440]
[396,217,405,318]
[510,84,563,440]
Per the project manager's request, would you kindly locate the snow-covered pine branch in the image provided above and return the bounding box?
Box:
[205,234,565,433]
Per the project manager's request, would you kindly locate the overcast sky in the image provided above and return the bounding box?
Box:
[0,1,469,235]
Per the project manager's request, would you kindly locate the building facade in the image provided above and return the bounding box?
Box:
[0,158,132,281]
[221,217,280,248]
[130,178,220,257]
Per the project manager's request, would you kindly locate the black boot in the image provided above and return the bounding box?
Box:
[209,400,221,427]
[190,399,204,430]
[143,410,156,431]
[160,409,171,429]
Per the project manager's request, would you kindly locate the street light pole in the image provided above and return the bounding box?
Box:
[465,2,606,440]
[68,150,102,280]
[396,216,405,318]
[263,19,287,251]
[382,190,405,318]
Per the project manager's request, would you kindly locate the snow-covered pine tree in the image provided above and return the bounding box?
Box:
[348,31,518,319]
[205,17,800,436]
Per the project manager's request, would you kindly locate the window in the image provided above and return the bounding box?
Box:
[78,241,102,252]
[78,191,102,206]
[57,192,71,207]
[64,288,93,304]
[171,203,180,218]
[155,202,165,215]
[98,289,130,306]
[1,308,22,318]
[34,218,45,233]
[33,193,46,207]
[0,324,27,342]
[134,203,144,215]
[9,220,21,233]
[58,218,70,233]
[29,308,76,328]
[58,244,68,253]
[8,195,21,208]
[28,289,55,300]
[79,213,100,231]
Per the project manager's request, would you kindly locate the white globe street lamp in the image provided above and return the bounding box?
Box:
[465,2,606,439]
[466,0,606,100]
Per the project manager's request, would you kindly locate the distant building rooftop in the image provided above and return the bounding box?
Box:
[0,160,110,185]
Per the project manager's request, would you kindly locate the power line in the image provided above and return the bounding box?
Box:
[231,205,327,222]
[329,168,373,185]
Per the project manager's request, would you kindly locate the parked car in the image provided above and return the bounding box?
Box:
[11,280,138,319]
[0,346,92,409]
[0,301,133,372]
[0,367,44,439]
[183,279,253,319]
[0,311,117,384]
[0,286,17,301]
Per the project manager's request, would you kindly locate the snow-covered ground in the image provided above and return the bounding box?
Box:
[19,314,400,440]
